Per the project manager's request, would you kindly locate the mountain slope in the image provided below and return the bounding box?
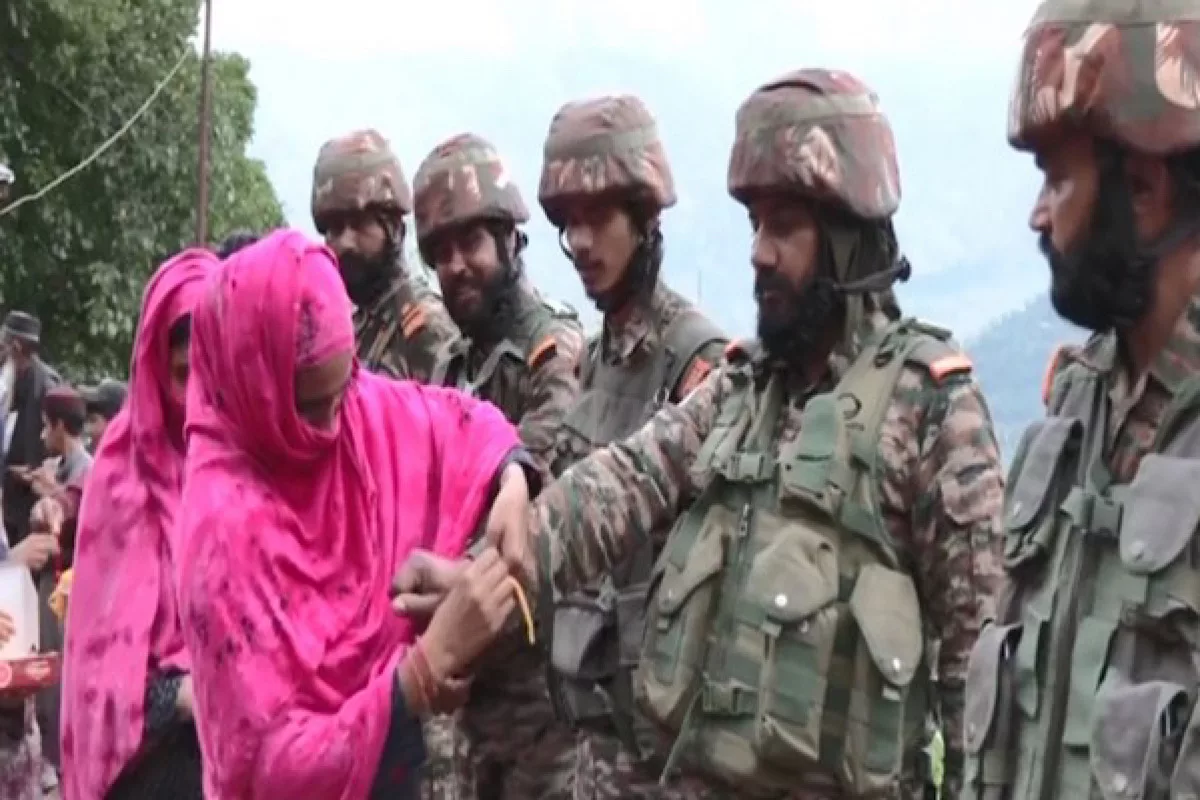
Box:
[965,293,1086,459]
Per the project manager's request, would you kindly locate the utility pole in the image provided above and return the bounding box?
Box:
[194,0,214,246]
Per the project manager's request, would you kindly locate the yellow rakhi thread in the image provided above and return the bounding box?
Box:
[507,577,535,645]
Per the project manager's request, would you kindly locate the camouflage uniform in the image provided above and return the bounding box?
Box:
[311,129,459,381]
[536,95,728,800]
[962,5,1200,799]
[413,133,584,800]
[531,70,1006,799]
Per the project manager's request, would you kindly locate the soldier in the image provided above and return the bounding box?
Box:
[517,69,1007,799]
[311,129,459,380]
[535,94,728,799]
[412,132,584,798]
[961,4,1200,799]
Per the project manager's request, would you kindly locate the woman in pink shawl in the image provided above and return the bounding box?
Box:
[177,229,528,800]
[60,248,218,800]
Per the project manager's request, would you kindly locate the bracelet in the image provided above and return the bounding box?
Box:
[402,643,435,715]
[409,640,439,710]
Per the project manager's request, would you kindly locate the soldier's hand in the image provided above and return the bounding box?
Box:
[391,549,465,621]
[421,546,515,678]
[0,611,13,646]
[484,463,532,582]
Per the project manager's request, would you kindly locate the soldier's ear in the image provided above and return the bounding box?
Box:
[1123,153,1173,243]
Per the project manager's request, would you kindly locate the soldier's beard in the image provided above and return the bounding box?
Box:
[756,271,845,367]
[1040,182,1156,334]
[339,248,400,308]
[447,264,520,345]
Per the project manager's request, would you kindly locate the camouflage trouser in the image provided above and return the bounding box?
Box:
[419,713,474,800]
[573,730,902,799]
[459,671,576,799]
[573,731,730,800]
[419,646,576,799]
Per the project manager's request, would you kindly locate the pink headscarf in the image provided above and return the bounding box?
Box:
[177,229,520,799]
[60,249,218,799]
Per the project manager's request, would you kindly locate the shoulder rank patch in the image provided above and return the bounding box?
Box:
[1041,344,1067,407]
[676,357,714,399]
[928,353,973,382]
[400,302,427,339]
[529,335,558,369]
[724,339,750,360]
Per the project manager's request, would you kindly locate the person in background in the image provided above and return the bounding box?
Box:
[21,385,92,796]
[2,312,60,549]
[176,229,529,799]
[60,249,218,800]
[0,602,44,800]
[311,128,461,381]
[32,385,93,572]
[0,162,13,204]
[213,229,260,260]
[79,379,127,451]
[0,311,61,788]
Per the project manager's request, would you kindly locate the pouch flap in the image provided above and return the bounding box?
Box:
[741,512,839,625]
[1006,417,1080,530]
[551,603,612,678]
[656,513,725,616]
[848,564,924,687]
[1089,678,1190,800]
[963,622,1022,754]
[1120,455,1200,574]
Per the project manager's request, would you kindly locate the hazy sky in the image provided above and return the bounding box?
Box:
[209,0,1047,337]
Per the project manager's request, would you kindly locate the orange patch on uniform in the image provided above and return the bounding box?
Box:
[929,353,973,382]
[724,340,748,359]
[1041,344,1066,407]
[529,336,558,369]
[678,358,713,398]
[401,305,427,339]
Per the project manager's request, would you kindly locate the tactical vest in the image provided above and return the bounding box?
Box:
[546,308,725,756]
[633,319,954,796]
[962,362,1200,800]
[429,295,578,405]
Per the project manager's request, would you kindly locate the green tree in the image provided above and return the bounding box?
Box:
[0,0,284,380]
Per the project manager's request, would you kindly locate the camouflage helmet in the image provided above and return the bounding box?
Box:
[538,94,676,228]
[727,69,901,221]
[1008,1,1200,156]
[412,133,529,246]
[311,129,412,227]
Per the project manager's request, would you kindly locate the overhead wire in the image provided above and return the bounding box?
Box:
[0,45,191,219]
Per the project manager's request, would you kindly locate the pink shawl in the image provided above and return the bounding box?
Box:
[60,249,218,799]
[176,229,519,800]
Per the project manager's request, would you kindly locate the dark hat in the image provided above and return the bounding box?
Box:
[80,378,127,419]
[42,385,86,420]
[2,311,40,344]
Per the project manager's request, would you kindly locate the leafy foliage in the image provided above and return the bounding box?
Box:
[0,0,284,380]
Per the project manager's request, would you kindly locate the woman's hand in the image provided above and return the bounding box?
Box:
[420,547,515,679]
[390,550,465,622]
[484,463,532,581]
